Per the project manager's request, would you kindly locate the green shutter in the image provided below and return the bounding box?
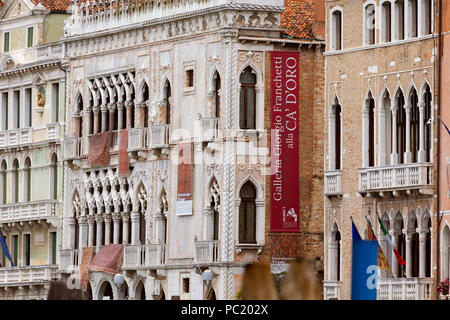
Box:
[3,32,9,52]
[27,27,33,48]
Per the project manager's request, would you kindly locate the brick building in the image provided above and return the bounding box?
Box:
[323,0,437,300]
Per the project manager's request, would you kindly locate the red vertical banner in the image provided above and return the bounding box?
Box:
[176,142,194,216]
[270,51,300,232]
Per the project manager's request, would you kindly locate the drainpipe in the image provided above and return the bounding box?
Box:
[436,0,443,300]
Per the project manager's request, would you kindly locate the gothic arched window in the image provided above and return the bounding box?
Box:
[239,67,256,130]
[239,181,257,244]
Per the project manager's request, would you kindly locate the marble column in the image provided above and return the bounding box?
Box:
[112,213,121,244]
[95,214,104,248]
[122,212,130,244]
[93,107,100,134]
[104,213,112,245]
[117,102,124,130]
[405,230,412,278]
[404,104,411,163]
[134,102,144,129]
[419,229,427,277]
[418,101,426,162]
[87,214,95,247]
[108,103,116,131]
[362,107,369,167]
[130,211,140,245]
[328,240,338,281]
[125,101,133,129]
[78,216,88,250]
[390,105,398,165]
[100,105,108,132]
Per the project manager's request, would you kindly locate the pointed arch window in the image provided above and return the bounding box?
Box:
[409,88,419,163]
[12,159,19,203]
[213,72,221,118]
[407,0,418,38]
[76,93,83,137]
[365,92,376,167]
[423,85,432,162]
[142,82,149,128]
[330,98,342,170]
[239,67,256,130]
[396,91,406,164]
[239,181,256,244]
[1,160,6,204]
[164,81,171,125]
[24,157,31,202]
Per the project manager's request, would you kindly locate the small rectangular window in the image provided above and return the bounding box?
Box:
[182,278,190,293]
[23,234,30,266]
[186,69,194,88]
[2,92,8,130]
[27,27,33,48]
[12,235,18,266]
[50,232,57,264]
[3,32,9,52]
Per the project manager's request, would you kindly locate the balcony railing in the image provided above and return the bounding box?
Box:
[0,128,32,148]
[377,278,433,300]
[0,265,58,285]
[199,117,219,141]
[194,240,219,263]
[149,125,170,148]
[323,280,342,300]
[128,128,148,151]
[59,249,81,272]
[324,170,342,196]
[0,200,57,224]
[64,137,82,161]
[122,244,166,269]
[46,123,60,141]
[359,163,433,193]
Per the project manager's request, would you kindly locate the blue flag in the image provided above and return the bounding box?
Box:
[0,228,13,267]
[351,220,378,300]
[439,116,450,136]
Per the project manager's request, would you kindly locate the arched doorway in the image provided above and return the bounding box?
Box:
[135,280,146,300]
[98,281,114,300]
[118,281,129,300]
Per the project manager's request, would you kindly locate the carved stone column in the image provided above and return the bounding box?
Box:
[67,217,76,249]
[108,103,116,131]
[328,240,338,281]
[362,107,369,167]
[125,101,133,129]
[419,229,427,277]
[405,229,412,278]
[78,216,88,250]
[122,212,130,244]
[95,214,104,248]
[418,101,426,162]
[204,207,214,241]
[93,106,100,134]
[87,214,95,247]
[255,200,265,245]
[112,213,121,244]
[104,213,112,245]
[100,105,108,132]
[390,105,398,165]
[117,102,124,130]
[130,211,140,245]
[404,104,411,163]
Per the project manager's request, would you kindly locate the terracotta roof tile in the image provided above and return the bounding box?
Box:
[30,0,72,11]
[281,0,318,40]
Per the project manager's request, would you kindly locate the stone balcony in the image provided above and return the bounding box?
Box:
[59,249,81,273]
[323,280,342,300]
[358,163,434,195]
[149,125,170,149]
[0,200,58,226]
[199,117,219,142]
[194,240,219,264]
[63,137,82,162]
[0,265,58,286]
[377,277,433,300]
[128,128,148,152]
[122,244,167,270]
[46,123,61,141]
[324,170,342,197]
[0,128,32,149]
